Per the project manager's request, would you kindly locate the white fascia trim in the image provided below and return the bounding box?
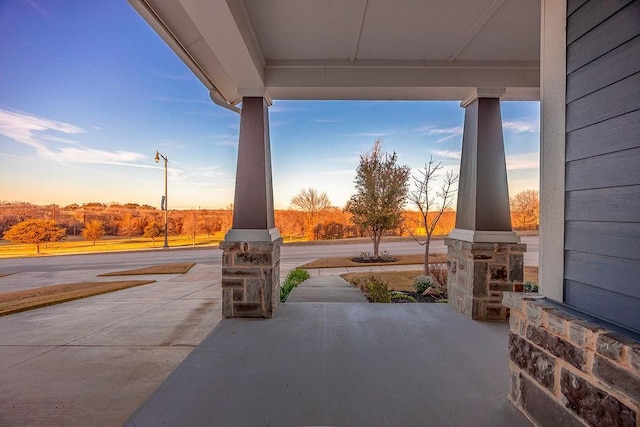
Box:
[448,229,520,243]
[224,228,281,242]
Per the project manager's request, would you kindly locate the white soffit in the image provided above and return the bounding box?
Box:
[128,0,541,104]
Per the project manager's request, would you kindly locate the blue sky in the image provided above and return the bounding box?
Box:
[0,1,539,210]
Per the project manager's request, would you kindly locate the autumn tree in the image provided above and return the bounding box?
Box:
[118,212,140,242]
[510,189,540,230]
[144,221,163,247]
[82,219,105,245]
[345,140,410,258]
[290,188,331,240]
[406,157,458,275]
[182,209,199,246]
[3,219,66,254]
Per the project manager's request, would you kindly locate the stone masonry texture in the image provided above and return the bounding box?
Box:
[446,238,525,321]
[504,293,640,426]
[221,238,282,318]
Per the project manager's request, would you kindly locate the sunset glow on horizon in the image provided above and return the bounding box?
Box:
[0,2,539,210]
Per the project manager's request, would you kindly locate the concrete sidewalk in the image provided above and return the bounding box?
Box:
[126,303,531,426]
[286,275,368,302]
[0,263,222,427]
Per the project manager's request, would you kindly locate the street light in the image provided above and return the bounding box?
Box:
[155,150,169,249]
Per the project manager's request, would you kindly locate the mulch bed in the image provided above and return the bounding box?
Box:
[391,291,446,303]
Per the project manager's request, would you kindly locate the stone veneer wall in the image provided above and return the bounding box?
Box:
[503,293,640,426]
[446,239,526,320]
[220,239,281,318]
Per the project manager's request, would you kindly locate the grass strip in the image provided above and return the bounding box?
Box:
[299,253,446,269]
[98,262,195,276]
[0,280,155,316]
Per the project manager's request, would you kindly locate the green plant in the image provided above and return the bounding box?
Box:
[391,291,416,303]
[379,250,394,262]
[361,275,392,303]
[279,268,310,302]
[413,275,436,294]
[524,281,539,293]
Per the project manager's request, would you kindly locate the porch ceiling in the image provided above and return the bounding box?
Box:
[128,0,541,106]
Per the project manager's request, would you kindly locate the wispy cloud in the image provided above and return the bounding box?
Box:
[153,71,193,81]
[416,125,463,143]
[347,131,389,138]
[315,118,339,123]
[153,96,209,105]
[432,149,461,160]
[503,120,538,133]
[25,0,49,17]
[506,152,539,170]
[0,109,145,166]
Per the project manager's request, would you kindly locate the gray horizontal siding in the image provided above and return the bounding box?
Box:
[564,0,640,334]
[565,221,640,261]
[565,185,640,222]
[566,110,640,161]
[568,0,589,16]
[565,280,640,334]
[565,251,640,298]
[567,0,640,73]
[567,0,633,44]
[566,71,640,132]
[565,147,640,191]
[566,35,640,103]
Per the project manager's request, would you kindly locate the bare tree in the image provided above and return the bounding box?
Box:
[290,188,331,240]
[346,140,410,259]
[406,157,458,275]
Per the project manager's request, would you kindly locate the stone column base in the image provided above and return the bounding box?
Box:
[446,238,526,321]
[220,238,282,318]
[503,293,639,426]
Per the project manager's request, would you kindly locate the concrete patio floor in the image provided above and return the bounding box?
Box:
[126,302,532,427]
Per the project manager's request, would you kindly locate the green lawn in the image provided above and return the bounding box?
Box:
[0,233,225,258]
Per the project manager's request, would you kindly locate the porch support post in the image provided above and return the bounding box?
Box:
[446,89,526,320]
[221,96,282,319]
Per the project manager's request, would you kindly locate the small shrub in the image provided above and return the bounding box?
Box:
[360,251,371,261]
[280,268,310,302]
[362,275,392,303]
[427,263,448,288]
[379,250,394,262]
[413,275,436,294]
[391,291,416,303]
[524,281,539,293]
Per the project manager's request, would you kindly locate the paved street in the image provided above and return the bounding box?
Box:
[0,235,538,275]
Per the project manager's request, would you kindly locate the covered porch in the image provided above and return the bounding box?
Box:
[127,0,640,425]
[126,301,530,426]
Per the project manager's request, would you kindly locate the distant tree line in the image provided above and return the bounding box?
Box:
[0,188,537,249]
